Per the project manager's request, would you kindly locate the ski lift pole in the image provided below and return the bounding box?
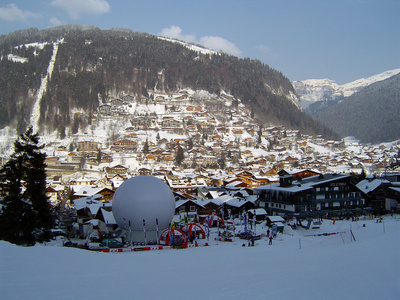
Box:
[156,218,159,245]
[207,215,210,241]
[129,220,132,245]
[143,219,146,245]
[106,221,109,248]
[253,210,257,234]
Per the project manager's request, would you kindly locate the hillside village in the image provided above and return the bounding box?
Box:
[1,89,400,241]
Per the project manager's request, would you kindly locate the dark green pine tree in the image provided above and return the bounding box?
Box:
[0,127,54,245]
[143,139,149,154]
[96,148,102,163]
[175,145,184,166]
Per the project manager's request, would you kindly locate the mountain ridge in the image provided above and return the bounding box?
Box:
[0,26,338,140]
[313,73,400,144]
[293,68,400,111]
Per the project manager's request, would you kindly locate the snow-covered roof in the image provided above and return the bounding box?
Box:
[71,186,106,197]
[73,197,102,211]
[254,174,351,194]
[267,216,285,223]
[100,208,117,225]
[224,197,249,208]
[175,199,204,209]
[195,198,223,207]
[249,208,267,215]
[356,179,387,194]
[389,186,400,193]
[207,191,220,199]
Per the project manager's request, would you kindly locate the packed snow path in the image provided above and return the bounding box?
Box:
[29,40,62,132]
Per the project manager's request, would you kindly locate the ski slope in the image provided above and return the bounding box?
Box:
[1,216,399,300]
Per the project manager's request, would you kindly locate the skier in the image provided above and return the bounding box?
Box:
[269,235,273,245]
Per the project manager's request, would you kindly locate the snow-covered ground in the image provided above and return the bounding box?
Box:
[1,216,399,299]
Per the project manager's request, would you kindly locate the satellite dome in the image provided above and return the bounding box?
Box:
[112,176,175,232]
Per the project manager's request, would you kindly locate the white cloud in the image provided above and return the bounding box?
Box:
[50,17,63,26]
[200,36,242,56]
[51,0,110,20]
[0,3,38,21]
[158,25,196,43]
[159,25,241,56]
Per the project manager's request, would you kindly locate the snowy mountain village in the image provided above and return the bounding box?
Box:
[1,89,400,250]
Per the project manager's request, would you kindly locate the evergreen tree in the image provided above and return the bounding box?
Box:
[143,139,149,154]
[219,153,226,169]
[96,148,102,163]
[0,127,54,245]
[188,138,194,150]
[175,145,184,166]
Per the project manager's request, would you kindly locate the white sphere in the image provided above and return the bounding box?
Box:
[112,176,175,231]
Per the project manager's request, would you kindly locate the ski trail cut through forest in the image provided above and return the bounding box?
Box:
[30,39,62,132]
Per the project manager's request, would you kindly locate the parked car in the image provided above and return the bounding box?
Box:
[102,238,123,248]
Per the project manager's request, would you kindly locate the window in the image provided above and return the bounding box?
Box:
[190,206,196,212]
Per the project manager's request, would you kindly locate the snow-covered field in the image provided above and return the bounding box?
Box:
[1,216,399,300]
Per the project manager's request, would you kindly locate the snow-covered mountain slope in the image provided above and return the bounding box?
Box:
[293,69,400,109]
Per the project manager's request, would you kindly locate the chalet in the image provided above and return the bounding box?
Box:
[387,185,400,212]
[95,207,118,230]
[222,197,255,217]
[138,168,152,176]
[107,174,126,189]
[105,164,129,175]
[163,155,174,162]
[196,198,223,215]
[247,208,268,221]
[46,186,59,204]
[255,158,267,166]
[175,199,204,216]
[72,186,115,202]
[45,156,59,166]
[112,139,137,149]
[161,117,180,128]
[255,173,365,217]
[67,152,83,164]
[356,177,391,213]
[278,169,320,181]
[100,153,113,163]
[77,141,101,151]
[69,177,97,186]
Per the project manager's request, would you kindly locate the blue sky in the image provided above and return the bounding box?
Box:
[0,0,398,84]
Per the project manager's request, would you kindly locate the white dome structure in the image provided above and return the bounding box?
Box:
[112,176,175,242]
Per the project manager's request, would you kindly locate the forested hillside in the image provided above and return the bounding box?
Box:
[314,73,400,144]
[0,26,338,139]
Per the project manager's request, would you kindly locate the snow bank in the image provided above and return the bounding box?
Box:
[1,217,399,299]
